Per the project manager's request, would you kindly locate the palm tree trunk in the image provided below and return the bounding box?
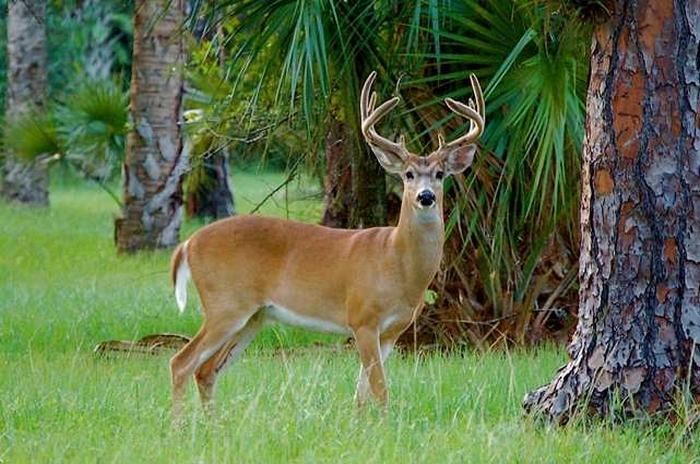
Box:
[350,143,387,228]
[185,19,235,221]
[523,0,700,423]
[115,0,187,252]
[1,0,48,205]
[185,147,235,220]
[322,118,388,229]
[79,0,117,80]
[321,115,352,228]
[348,63,387,229]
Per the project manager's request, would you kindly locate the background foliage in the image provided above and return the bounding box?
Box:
[187,0,591,346]
[1,0,592,347]
[0,0,132,108]
[0,0,132,199]
[404,1,588,347]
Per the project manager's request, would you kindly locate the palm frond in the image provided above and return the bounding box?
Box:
[397,0,589,346]
[4,110,63,160]
[56,77,129,165]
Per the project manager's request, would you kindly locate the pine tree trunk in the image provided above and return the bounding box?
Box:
[115,0,187,252]
[1,0,48,205]
[523,0,700,423]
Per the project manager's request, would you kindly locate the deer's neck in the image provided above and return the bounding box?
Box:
[392,197,445,288]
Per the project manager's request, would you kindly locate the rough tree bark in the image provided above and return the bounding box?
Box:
[115,0,187,252]
[321,115,353,228]
[320,3,387,229]
[1,0,48,205]
[186,16,235,220]
[349,140,387,228]
[78,0,118,80]
[322,101,388,229]
[523,0,700,422]
[185,147,235,220]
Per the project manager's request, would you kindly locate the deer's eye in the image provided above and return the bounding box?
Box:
[405,171,415,181]
[436,170,445,180]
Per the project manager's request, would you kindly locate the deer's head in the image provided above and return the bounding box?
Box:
[360,72,485,216]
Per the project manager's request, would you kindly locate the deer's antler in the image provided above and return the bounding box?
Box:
[435,74,485,157]
[360,71,409,161]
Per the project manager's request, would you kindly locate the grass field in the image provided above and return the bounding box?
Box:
[1,170,698,463]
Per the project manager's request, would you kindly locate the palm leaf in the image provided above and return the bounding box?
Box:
[397,0,589,345]
[57,78,129,164]
[4,110,62,160]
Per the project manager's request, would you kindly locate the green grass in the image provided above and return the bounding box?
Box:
[1,170,698,463]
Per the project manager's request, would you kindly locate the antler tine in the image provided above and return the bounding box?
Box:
[437,132,446,147]
[438,73,485,154]
[470,73,485,119]
[368,92,377,114]
[360,72,408,160]
[362,98,400,133]
[360,71,376,120]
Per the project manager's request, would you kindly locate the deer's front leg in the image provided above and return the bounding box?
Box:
[355,331,401,407]
[353,325,387,408]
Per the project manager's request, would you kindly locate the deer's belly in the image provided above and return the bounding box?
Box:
[262,302,351,335]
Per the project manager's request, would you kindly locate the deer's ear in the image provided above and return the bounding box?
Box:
[443,144,476,175]
[368,144,405,174]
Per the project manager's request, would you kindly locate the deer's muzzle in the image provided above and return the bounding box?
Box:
[416,190,436,207]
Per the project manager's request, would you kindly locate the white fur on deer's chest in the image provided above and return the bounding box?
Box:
[263,302,351,335]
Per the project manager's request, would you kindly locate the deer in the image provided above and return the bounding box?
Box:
[169,71,485,420]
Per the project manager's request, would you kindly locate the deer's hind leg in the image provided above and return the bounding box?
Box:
[169,302,260,423]
[194,310,264,408]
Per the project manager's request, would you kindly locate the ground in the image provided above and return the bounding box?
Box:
[0,169,697,463]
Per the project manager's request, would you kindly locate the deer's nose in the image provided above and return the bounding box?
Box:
[416,190,436,207]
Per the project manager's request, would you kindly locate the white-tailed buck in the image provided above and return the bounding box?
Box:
[169,72,484,418]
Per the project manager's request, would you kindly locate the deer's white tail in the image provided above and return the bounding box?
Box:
[172,241,191,313]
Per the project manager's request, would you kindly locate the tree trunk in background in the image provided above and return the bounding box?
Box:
[523,1,700,423]
[322,96,388,229]
[321,115,352,228]
[115,0,187,252]
[186,20,235,221]
[185,147,235,220]
[79,0,117,80]
[350,141,387,228]
[1,0,48,205]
